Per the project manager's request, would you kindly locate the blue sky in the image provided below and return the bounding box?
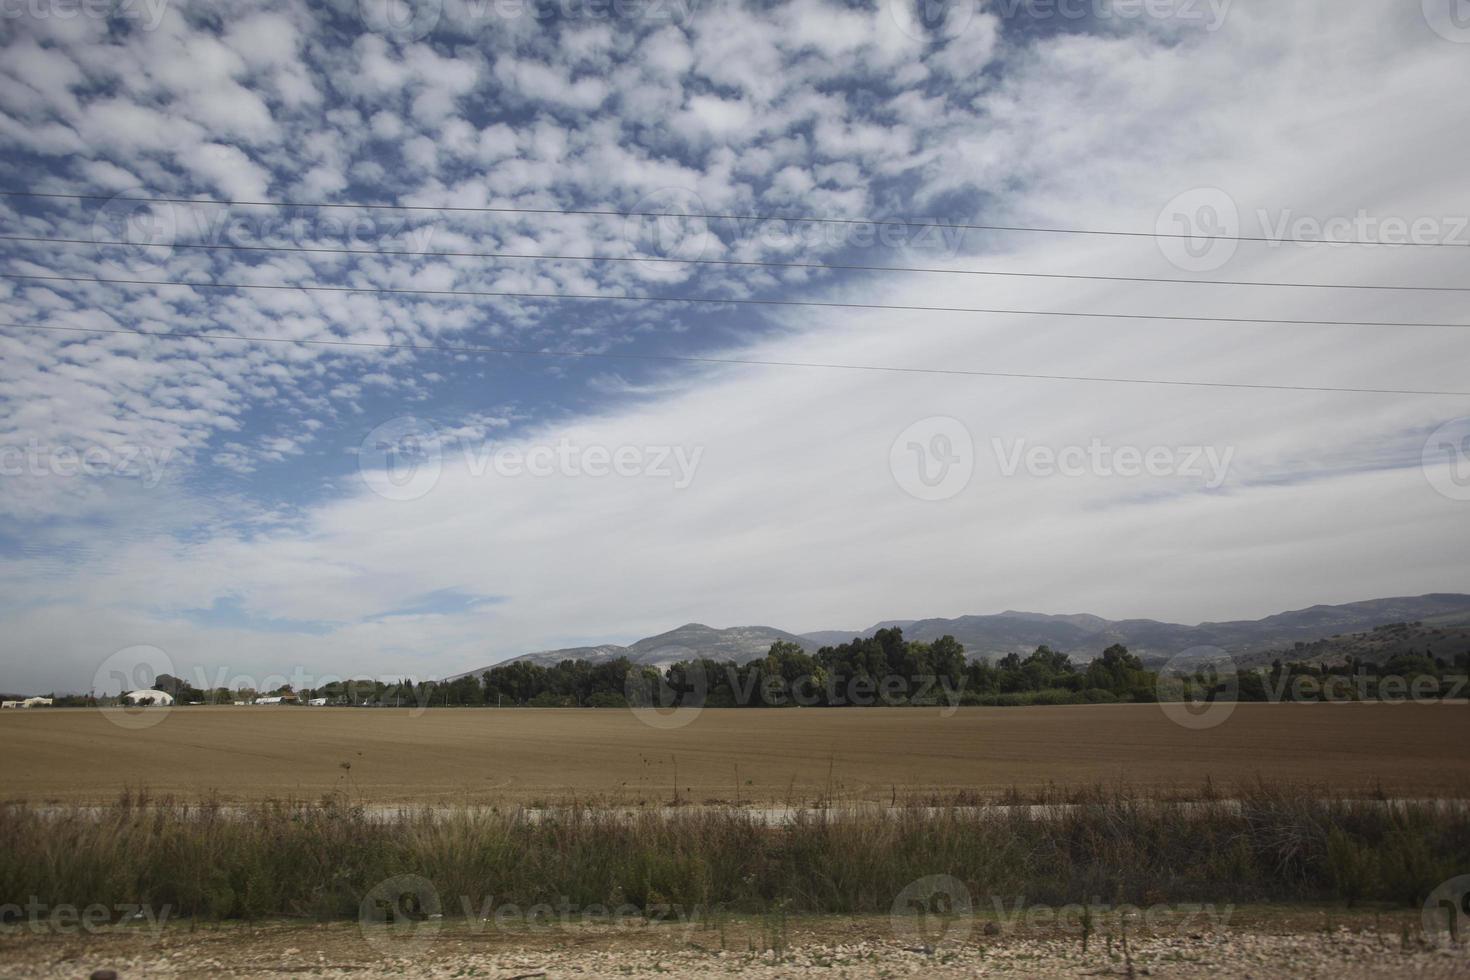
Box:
[1,0,1468,694]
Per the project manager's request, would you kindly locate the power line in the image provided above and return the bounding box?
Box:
[2,319,1465,397]
[7,271,1470,331]
[4,231,1466,293]
[6,188,1464,248]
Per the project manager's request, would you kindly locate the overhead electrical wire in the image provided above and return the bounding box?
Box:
[5,188,1466,247]
[5,271,1469,331]
[2,231,1465,293]
[4,187,1466,399]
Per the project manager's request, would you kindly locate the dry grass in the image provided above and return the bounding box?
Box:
[2,786,1468,921]
[2,702,1467,805]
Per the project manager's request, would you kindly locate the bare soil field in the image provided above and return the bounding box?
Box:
[1,702,1466,804]
[3,909,1470,980]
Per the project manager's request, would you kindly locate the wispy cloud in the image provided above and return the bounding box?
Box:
[0,1,1467,693]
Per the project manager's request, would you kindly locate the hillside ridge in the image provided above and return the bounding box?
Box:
[448,593,1470,678]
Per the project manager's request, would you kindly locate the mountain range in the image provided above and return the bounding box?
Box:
[450,593,1470,678]
[450,624,815,677]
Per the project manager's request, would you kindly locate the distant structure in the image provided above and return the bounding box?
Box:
[307,697,328,706]
[253,693,299,705]
[22,696,53,707]
[122,689,175,706]
[1,700,19,709]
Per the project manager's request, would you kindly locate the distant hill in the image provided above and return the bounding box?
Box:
[806,594,1470,662]
[1233,620,1470,670]
[450,594,1470,677]
[449,624,816,679]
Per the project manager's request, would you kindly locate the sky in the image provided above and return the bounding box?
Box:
[1,0,1468,694]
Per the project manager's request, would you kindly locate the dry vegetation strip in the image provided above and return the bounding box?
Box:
[1,702,1467,804]
[3,791,1469,920]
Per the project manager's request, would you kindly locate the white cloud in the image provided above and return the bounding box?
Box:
[679,93,754,140]
[0,0,1466,694]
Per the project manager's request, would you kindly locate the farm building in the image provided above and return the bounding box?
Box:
[122,689,175,706]
[253,693,299,704]
[21,697,52,707]
[1,700,19,709]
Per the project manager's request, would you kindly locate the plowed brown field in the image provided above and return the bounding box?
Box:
[2,702,1465,804]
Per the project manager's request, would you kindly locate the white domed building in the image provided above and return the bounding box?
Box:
[122,689,174,706]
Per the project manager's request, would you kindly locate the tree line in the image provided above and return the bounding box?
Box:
[298,629,1470,707]
[35,630,1469,708]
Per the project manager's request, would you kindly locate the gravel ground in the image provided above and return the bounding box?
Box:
[4,912,1470,979]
